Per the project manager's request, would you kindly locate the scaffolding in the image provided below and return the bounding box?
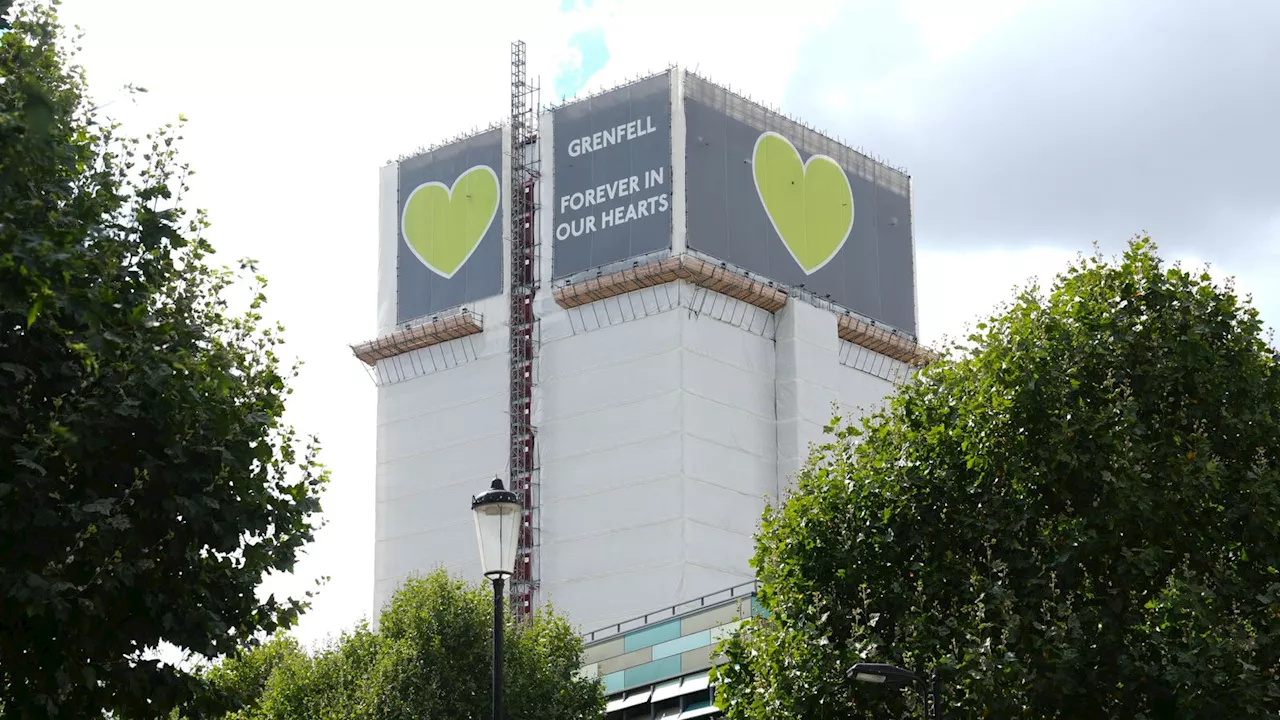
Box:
[508,40,541,621]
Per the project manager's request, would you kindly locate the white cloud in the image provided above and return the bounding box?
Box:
[572,0,842,107]
[916,244,1078,347]
[917,243,1277,350]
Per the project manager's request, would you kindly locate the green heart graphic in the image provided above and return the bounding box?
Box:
[401,165,500,279]
[752,131,854,274]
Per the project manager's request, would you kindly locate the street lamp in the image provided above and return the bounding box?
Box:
[472,477,522,720]
[848,662,942,719]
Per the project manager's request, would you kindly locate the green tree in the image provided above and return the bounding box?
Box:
[196,635,310,720]
[714,239,1280,719]
[197,569,605,720]
[0,2,326,716]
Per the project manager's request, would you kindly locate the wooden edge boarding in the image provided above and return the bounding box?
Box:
[350,310,483,366]
[349,259,937,368]
[553,255,788,313]
[555,255,936,367]
[837,314,936,366]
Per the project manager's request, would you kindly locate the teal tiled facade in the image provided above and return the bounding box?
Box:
[622,619,682,653]
[579,591,756,698]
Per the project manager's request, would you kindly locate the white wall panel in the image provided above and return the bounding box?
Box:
[539,349,681,422]
[682,313,776,377]
[376,431,508,502]
[376,475,491,542]
[775,337,838,389]
[776,378,839,428]
[377,163,398,337]
[777,417,831,461]
[541,432,683,503]
[542,475,683,543]
[682,435,776,498]
[683,519,753,577]
[375,521,475,582]
[540,391,682,461]
[680,564,755,603]
[684,478,768,538]
[377,392,508,462]
[680,349,774,420]
[373,554,476,622]
[683,393,774,459]
[540,310,681,380]
[546,563,686,633]
[541,519,684,584]
[376,354,508,425]
[834,364,897,416]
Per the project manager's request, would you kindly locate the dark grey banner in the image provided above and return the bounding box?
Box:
[684,75,917,336]
[552,73,672,279]
[396,128,504,323]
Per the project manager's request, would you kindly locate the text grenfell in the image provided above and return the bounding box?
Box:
[566,116,657,158]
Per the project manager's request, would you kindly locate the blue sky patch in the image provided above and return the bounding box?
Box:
[554,27,609,100]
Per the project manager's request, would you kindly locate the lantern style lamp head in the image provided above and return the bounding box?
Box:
[471,477,522,579]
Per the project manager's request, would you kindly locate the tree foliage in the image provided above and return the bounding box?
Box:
[186,569,606,720]
[0,2,327,716]
[714,239,1280,719]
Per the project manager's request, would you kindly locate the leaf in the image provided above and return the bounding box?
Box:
[27,297,42,327]
[82,499,114,515]
[16,458,46,476]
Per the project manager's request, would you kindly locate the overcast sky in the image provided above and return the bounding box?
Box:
[56,0,1279,651]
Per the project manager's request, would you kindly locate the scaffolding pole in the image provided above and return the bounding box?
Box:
[508,40,541,622]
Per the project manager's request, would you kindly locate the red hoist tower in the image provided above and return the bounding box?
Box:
[508,41,540,621]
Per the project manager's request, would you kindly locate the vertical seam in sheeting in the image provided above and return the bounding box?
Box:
[678,286,687,599]
[773,304,783,504]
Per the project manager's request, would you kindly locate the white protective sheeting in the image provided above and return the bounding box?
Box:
[373,328,510,616]
[683,392,774,457]
[669,48,687,256]
[372,225,912,630]
[684,519,753,577]
[680,564,756,603]
[542,519,685,585]
[539,347,681,422]
[541,307,682,380]
[681,348,775,421]
[775,302,841,492]
[376,431,507,504]
[834,353,898,418]
[377,391,508,463]
[541,432,684,504]
[541,391,681,461]
[377,351,507,427]
[558,562,686,634]
[684,477,767,538]
[377,163,399,337]
[542,475,683,546]
[682,434,775,498]
[682,306,777,376]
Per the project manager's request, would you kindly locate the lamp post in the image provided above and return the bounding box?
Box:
[472,477,522,720]
[847,662,942,719]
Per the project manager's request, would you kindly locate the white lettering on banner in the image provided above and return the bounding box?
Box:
[556,193,668,240]
[556,115,669,244]
[567,116,656,158]
[559,176,643,214]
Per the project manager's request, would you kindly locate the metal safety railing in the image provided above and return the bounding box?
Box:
[582,580,759,645]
